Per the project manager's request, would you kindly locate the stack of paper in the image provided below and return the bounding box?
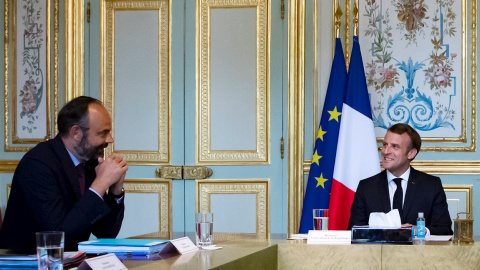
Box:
[78,239,169,255]
[0,255,37,268]
[0,252,85,268]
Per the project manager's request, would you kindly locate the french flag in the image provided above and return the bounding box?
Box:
[328,36,381,230]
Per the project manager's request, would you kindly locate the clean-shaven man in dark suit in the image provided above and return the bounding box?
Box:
[0,96,128,252]
[348,123,453,235]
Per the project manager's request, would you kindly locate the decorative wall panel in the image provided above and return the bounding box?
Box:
[196,179,269,238]
[196,0,270,164]
[101,0,170,165]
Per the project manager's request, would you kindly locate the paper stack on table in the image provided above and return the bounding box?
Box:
[78,239,169,255]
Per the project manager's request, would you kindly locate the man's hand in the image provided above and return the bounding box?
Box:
[90,154,128,196]
[403,223,417,235]
[109,172,126,196]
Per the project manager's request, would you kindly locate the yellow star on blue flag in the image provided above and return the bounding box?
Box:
[315,173,328,188]
[312,151,322,166]
[328,106,341,122]
[317,126,327,141]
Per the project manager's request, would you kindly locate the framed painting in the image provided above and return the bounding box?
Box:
[357,0,475,151]
[4,0,57,150]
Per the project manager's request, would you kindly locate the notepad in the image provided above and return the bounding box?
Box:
[78,239,169,254]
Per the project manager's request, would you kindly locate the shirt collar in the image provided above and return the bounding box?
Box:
[66,148,81,167]
[387,167,411,183]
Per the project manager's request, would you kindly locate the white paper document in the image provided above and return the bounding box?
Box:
[425,235,452,241]
[288,234,308,240]
[307,230,351,245]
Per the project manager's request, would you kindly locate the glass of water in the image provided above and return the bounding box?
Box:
[36,231,64,270]
[195,212,213,247]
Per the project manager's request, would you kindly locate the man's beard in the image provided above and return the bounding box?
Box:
[74,134,108,162]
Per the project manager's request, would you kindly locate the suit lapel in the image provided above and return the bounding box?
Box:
[402,167,418,222]
[52,135,83,199]
[378,170,391,213]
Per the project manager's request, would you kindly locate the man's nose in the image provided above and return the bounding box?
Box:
[106,134,114,143]
[381,145,389,153]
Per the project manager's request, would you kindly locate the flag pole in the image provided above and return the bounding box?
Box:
[334,3,343,40]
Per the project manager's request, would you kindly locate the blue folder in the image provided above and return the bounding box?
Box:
[77,239,169,254]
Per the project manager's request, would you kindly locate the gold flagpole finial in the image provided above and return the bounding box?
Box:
[334,2,343,39]
[353,0,359,36]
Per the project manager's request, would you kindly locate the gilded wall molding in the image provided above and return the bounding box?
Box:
[53,0,59,132]
[443,184,473,217]
[101,0,171,165]
[0,160,19,173]
[65,0,84,101]
[4,0,56,151]
[304,160,480,175]
[287,0,305,238]
[196,0,270,164]
[124,179,172,239]
[196,179,269,237]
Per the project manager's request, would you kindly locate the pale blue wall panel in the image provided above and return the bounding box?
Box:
[117,193,159,238]
[114,11,159,151]
[211,194,256,233]
[210,8,257,151]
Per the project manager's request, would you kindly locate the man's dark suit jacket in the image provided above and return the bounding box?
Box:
[0,135,124,252]
[348,167,453,235]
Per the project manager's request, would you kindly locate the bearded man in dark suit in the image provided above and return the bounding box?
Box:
[0,96,128,252]
[348,123,453,235]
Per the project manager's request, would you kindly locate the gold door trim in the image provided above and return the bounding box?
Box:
[101,0,171,165]
[124,179,172,239]
[196,0,270,164]
[65,0,84,101]
[0,160,19,173]
[287,0,305,237]
[196,179,269,238]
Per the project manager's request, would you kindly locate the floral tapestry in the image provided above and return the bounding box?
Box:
[15,0,47,140]
[359,0,462,139]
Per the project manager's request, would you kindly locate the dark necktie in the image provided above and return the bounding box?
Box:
[393,178,403,216]
[77,163,85,195]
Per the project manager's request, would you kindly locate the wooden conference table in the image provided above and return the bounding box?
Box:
[122,233,480,269]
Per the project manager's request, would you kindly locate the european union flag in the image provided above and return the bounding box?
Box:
[299,38,347,233]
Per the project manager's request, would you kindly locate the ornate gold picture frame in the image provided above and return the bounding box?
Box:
[4,0,57,151]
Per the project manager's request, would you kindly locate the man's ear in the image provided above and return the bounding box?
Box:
[69,125,83,142]
[407,148,418,160]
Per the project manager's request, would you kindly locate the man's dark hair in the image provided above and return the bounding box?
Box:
[387,123,421,159]
[57,96,102,137]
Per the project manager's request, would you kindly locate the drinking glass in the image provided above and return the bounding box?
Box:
[195,213,213,247]
[36,231,64,270]
[313,209,329,230]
